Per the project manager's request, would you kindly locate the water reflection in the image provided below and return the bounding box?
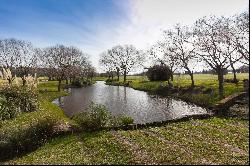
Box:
[53,81,208,124]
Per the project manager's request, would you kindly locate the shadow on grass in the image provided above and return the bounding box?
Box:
[0,118,72,162]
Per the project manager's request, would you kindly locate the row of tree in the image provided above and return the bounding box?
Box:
[0,39,96,91]
[99,11,249,98]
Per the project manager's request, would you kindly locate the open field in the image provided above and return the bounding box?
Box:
[95,73,249,82]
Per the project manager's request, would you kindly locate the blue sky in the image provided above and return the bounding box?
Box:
[0,0,248,72]
[0,0,129,46]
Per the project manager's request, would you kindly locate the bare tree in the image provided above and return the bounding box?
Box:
[0,39,20,70]
[110,45,144,82]
[0,38,37,85]
[219,17,239,82]
[217,12,249,82]
[85,62,96,81]
[193,15,241,98]
[42,45,88,91]
[17,41,38,86]
[99,50,116,80]
[233,11,249,65]
[162,24,197,88]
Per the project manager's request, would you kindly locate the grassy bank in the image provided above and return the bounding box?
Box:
[105,73,249,107]
[0,81,71,161]
[2,117,249,165]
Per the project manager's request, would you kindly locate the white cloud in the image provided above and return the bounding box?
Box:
[87,0,249,72]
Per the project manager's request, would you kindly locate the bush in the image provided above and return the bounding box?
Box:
[0,95,20,121]
[72,102,111,131]
[71,78,92,87]
[146,65,173,81]
[118,116,134,126]
[106,78,113,83]
[82,79,91,86]
[72,103,134,131]
[0,116,56,160]
[71,79,82,87]
[0,86,38,121]
[224,78,239,83]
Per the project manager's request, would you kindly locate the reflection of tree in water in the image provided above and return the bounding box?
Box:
[162,97,173,119]
[123,86,127,104]
[54,82,207,124]
[58,97,64,107]
[116,86,120,99]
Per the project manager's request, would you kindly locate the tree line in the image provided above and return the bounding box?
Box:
[0,11,248,97]
[99,11,249,98]
[0,39,95,91]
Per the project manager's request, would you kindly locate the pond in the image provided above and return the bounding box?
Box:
[53,81,209,124]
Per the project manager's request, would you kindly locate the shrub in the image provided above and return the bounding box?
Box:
[71,79,82,87]
[72,103,134,131]
[202,88,214,94]
[82,79,91,86]
[72,102,111,131]
[0,95,20,121]
[224,78,239,83]
[146,65,173,81]
[71,78,92,87]
[0,86,38,121]
[106,78,113,83]
[0,116,56,160]
[118,116,134,126]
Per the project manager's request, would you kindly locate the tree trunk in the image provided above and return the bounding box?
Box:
[111,74,113,81]
[66,78,68,84]
[22,77,26,86]
[123,68,127,82]
[58,79,61,92]
[189,72,194,88]
[116,68,120,81]
[231,63,237,83]
[70,77,72,83]
[7,78,12,85]
[186,67,194,88]
[170,67,174,81]
[217,70,224,99]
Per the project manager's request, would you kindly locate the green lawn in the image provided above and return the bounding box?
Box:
[2,117,249,165]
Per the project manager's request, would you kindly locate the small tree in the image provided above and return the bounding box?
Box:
[146,64,173,85]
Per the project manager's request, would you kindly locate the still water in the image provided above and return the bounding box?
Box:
[53,81,208,124]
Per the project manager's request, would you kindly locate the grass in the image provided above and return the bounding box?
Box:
[92,76,108,81]
[0,80,71,161]
[2,117,248,165]
[105,73,249,106]
[0,76,249,164]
